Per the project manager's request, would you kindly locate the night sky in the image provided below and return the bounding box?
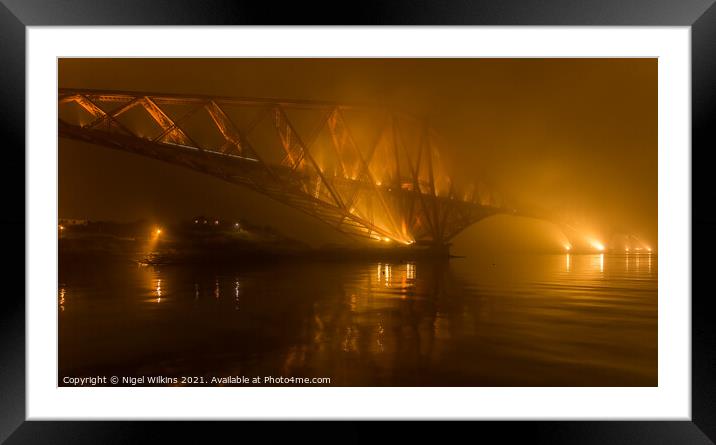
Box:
[58,58,656,251]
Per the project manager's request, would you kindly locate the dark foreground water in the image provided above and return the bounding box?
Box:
[59,252,657,386]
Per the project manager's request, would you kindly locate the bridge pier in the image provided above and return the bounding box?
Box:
[315,241,453,262]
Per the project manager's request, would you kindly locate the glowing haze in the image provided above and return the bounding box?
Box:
[59,58,656,252]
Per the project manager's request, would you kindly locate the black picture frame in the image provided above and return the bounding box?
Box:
[2,0,713,443]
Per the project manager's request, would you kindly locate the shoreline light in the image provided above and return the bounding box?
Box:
[589,240,605,252]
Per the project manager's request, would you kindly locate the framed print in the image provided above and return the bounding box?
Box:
[2,0,714,442]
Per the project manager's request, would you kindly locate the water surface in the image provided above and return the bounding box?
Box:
[59,252,657,386]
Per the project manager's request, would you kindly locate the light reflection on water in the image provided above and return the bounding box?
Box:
[59,252,657,386]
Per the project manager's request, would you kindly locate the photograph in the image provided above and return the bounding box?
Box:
[57,57,657,388]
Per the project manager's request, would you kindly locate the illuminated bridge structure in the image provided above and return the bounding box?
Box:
[59,89,514,246]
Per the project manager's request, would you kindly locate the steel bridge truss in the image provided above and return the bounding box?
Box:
[58,88,507,245]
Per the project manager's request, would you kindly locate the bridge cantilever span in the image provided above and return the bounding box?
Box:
[58,88,511,245]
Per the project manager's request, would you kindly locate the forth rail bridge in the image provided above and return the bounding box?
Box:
[59,88,518,256]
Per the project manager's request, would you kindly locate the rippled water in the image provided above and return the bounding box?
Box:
[59,252,657,386]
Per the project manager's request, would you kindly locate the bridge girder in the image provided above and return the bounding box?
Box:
[58,88,508,245]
